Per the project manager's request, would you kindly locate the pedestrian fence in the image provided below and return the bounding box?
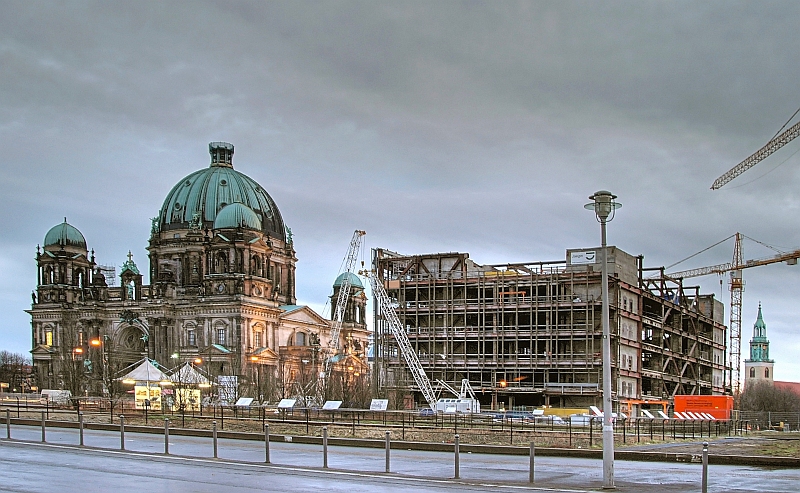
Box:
[738,412,800,432]
[1,407,715,490]
[0,399,750,451]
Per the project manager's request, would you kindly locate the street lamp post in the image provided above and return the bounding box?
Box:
[585,190,621,490]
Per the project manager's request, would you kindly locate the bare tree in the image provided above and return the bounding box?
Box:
[0,351,31,392]
[739,381,800,412]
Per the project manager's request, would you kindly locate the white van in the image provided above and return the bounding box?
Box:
[40,389,72,405]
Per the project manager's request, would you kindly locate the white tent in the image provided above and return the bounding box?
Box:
[169,362,211,386]
[118,358,170,383]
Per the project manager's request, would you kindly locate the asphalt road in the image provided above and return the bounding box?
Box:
[1,425,798,492]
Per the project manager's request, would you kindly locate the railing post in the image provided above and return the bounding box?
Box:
[529,441,535,483]
[41,411,46,442]
[212,420,218,458]
[119,415,125,450]
[702,441,709,493]
[164,418,170,454]
[264,423,270,463]
[5,409,10,439]
[385,431,391,473]
[79,412,84,446]
[323,426,328,468]
[454,434,460,479]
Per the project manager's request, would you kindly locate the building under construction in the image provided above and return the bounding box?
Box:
[372,246,731,415]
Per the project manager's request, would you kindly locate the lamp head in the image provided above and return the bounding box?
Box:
[585,190,621,222]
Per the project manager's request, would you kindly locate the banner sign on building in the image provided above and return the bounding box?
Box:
[569,251,597,265]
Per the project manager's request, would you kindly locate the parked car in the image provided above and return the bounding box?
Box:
[538,415,565,425]
[492,411,534,423]
[569,414,594,426]
[419,407,436,417]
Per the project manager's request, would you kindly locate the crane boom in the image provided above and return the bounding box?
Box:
[711,119,800,190]
[324,230,366,378]
[368,273,437,411]
[666,248,800,279]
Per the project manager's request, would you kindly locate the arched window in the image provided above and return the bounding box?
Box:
[216,252,228,273]
[750,367,755,378]
[251,255,262,276]
[295,332,306,346]
[216,328,226,346]
[187,329,196,346]
[765,368,770,378]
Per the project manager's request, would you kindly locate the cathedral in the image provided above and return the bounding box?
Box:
[28,142,369,403]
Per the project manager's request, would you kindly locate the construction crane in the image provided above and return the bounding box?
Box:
[323,230,366,380]
[366,270,438,411]
[666,233,800,391]
[711,113,800,189]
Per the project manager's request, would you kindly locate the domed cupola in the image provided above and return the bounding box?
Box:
[213,203,262,231]
[157,142,286,240]
[43,219,87,251]
[333,272,364,291]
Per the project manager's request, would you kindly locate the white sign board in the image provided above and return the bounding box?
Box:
[322,400,342,410]
[235,397,254,407]
[217,376,238,404]
[570,251,597,265]
[277,398,297,409]
[369,399,389,411]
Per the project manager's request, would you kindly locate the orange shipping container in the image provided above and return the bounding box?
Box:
[673,395,733,420]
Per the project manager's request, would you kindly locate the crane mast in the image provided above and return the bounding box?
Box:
[324,230,366,379]
[368,272,437,411]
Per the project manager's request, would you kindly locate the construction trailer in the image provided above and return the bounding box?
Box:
[372,246,731,416]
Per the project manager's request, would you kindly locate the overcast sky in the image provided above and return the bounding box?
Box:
[2,1,799,383]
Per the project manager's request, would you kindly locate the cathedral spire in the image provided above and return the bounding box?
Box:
[748,303,772,362]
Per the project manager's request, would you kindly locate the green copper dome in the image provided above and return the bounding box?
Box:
[333,272,364,290]
[158,142,286,240]
[44,219,87,250]
[214,203,262,231]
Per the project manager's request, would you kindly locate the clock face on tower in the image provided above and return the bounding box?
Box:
[253,286,262,296]
[217,283,225,294]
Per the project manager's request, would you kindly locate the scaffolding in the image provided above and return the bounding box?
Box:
[372,247,730,414]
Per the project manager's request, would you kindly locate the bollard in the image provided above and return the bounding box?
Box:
[529,441,535,483]
[213,421,218,458]
[79,412,84,446]
[385,431,391,473]
[41,411,46,442]
[264,423,271,463]
[702,441,709,493]
[6,409,10,439]
[164,418,170,455]
[120,415,125,450]
[323,426,329,468]
[454,434,460,479]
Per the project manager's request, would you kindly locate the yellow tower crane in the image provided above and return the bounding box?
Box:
[666,234,800,392]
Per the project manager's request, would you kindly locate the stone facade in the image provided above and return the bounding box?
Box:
[28,142,369,404]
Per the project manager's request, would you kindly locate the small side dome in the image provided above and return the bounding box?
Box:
[333,272,364,290]
[213,203,262,231]
[44,219,87,250]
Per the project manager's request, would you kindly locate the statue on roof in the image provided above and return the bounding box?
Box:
[150,217,159,235]
[189,211,202,231]
[121,251,140,275]
[285,226,293,244]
